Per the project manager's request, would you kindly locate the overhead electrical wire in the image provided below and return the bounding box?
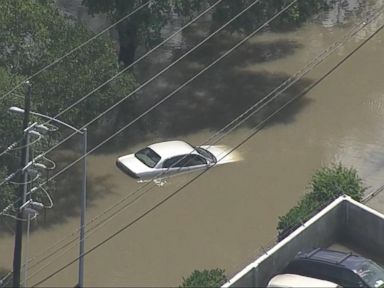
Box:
[18,0,281,200]
[0,0,223,162]
[0,0,264,282]
[0,139,23,158]
[23,0,263,162]
[47,0,225,122]
[0,0,249,188]
[15,0,295,278]
[5,3,384,280]
[0,0,152,102]
[5,0,383,279]
[31,18,384,287]
[24,0,300,280]
[2,0,285,243]
[6,0,384,284]
[0,0,152,163]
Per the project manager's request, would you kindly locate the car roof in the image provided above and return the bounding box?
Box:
[296,248,360,266]
[148,141,194,159]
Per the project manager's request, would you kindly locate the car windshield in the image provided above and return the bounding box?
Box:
[195,147,216,162]
[344,257,384,287]
[134,147,161,168]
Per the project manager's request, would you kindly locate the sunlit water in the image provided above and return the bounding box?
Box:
[2,0,384,286]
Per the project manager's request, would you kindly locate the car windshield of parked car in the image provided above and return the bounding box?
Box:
[344,257,384,287]
[195,147,216,162]
[135,147,161,168]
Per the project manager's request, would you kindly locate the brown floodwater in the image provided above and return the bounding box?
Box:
[2,0,384,286]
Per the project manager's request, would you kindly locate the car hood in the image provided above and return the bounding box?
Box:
[200,145,242,165]
[117,154,153,175]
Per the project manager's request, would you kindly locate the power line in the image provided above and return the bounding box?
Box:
[0,139,23,158]
[30,18,384,287]
[22,0,282,195]
[0,0,223,165]
[24,0,263,165]
[6,3,384,278]
[0,0,229,195]
[0,0,265,281]
[47,0,224,122]
[12,0,383,281]
[26,0,303,280]
[0,0,152,102]
[19,0,296,278]
[0,131,44,189]
[6,0,382,275]
[0,0,265,218]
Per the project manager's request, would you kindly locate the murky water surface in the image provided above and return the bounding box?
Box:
[2,0,384,286]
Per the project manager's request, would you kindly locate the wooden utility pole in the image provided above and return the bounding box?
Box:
[13,82,31,287]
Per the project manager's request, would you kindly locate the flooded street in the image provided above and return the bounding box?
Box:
[2,0,384,286]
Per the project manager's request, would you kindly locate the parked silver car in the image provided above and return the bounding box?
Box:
[116,140,239,181]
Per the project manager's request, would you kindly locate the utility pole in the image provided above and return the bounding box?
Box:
[13,82,32,287]
[9,105,88,287]
[78,127,87,288]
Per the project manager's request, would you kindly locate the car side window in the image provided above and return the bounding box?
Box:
[163,156,184,168]
[339,269,365,287]
[181,155,207,167]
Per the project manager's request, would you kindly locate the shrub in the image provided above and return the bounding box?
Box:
[180,268,227,288]
[277,163,366,240]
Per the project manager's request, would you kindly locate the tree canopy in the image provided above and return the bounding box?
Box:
[0,0,137,211]
[277,163,366,240]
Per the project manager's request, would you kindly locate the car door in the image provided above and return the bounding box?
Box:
[178,154,208,172]
[161,155,186,177]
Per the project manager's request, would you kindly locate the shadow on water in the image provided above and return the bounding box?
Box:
[0,39,312,231]
[172,37,303,68]
[0,150,116,235]
[96,38,313,154]
[35,150,115,229]
[145,70,313,138]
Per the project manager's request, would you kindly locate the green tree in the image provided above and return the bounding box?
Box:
[0,68,24,210]
[82,0,328,65]
[0,0,137,211]
[310,163,365,202]
[181,269,227,288]
[0,0,136,128]
[277,163,366,240]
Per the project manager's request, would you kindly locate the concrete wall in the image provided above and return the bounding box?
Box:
[223,196,357,287]
[224,196,384,287]
[344,200,384,260]
[253,201,345,286]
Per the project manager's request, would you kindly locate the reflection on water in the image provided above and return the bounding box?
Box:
[321,0,366,28]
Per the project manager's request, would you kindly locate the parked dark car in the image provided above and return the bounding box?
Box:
[283,248,384,287]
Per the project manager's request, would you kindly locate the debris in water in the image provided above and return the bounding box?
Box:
[154,178,167,186]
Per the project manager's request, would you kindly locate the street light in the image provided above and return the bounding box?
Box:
[9,106,87,288]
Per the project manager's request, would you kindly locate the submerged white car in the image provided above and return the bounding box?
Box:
[116,140,238,181]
